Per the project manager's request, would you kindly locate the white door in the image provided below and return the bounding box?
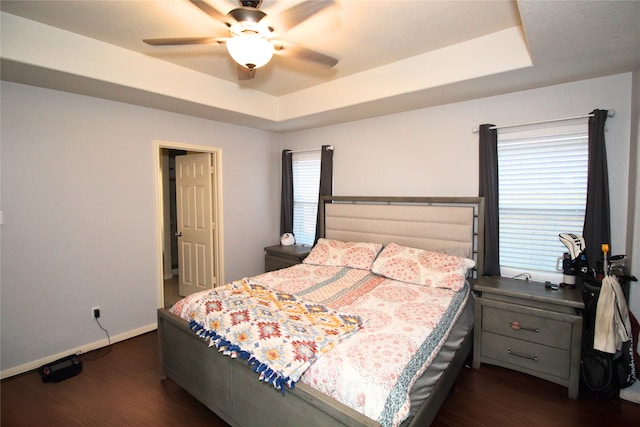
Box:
[176,153,216,296]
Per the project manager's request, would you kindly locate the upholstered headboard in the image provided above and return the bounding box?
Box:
[319,196,484,278]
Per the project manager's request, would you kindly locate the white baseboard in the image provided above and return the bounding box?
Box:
[0,322,158,380]
[620,380,640,404]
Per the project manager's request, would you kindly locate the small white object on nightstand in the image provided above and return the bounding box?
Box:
[280,233,295,246]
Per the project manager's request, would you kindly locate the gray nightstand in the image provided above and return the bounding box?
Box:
[264,244,311,272]
[473,276,584,399]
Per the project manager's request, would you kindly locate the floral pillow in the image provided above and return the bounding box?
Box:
[303,239,383,270]
[371,242,475,291]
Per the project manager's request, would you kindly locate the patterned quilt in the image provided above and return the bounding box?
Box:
[170,278,362,392]
[252,264,470,427]
[172,264,469,427]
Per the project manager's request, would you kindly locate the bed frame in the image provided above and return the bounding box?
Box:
[157,196,484,427]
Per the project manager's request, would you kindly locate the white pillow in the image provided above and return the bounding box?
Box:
[303,239,383,270]
[371,242,475,291]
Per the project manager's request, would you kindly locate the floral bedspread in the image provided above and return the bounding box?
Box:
[252,264,470,427]
[169,277,362,391]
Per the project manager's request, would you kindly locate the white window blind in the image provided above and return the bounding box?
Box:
[292,150,321,246]
[498,124,588,282]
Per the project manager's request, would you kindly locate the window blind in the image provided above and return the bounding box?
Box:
[292,150,321,246]
[498,125,588,282]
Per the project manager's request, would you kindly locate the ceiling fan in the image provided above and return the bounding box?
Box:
[143,0,339,80]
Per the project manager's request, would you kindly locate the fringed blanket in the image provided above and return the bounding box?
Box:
[252,264,470,427]
[171,278,362,392]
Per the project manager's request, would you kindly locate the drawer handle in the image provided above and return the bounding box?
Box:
[510,321,540,333]
[507,349,538,361]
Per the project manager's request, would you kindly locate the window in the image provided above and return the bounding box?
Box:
[292,150,321,246]
[498,124,588,282]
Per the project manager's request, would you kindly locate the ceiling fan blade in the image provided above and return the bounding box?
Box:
[188,0,229,24]
[276,44,338,68]
[273,0,337,32]
[143,36,225,46]
[237,64,256,80]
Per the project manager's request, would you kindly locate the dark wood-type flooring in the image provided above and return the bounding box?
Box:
[2,331,639,426]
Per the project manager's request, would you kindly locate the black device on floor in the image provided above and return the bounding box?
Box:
[38,354,82,383]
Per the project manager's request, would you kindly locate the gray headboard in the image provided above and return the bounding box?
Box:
[319,196,484,279]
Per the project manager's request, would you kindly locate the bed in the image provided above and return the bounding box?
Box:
[157,196,484,427]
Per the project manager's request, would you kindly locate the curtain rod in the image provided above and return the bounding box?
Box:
[286,145,333,154]
[471,109,615,134]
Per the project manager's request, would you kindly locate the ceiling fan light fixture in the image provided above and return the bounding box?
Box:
[226,33,274,69]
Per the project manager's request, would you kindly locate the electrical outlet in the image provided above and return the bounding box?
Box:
[91,306,101,319]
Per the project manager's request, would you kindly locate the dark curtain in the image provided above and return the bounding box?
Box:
[583,109,611,271]
[280,150,293,236]
[315,145,334,243]
[478,124,500,276]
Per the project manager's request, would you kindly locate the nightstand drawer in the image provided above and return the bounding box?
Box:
[473,276,584,399]
[481,332,571,379]
[483,305,572,350]
[264,245,311,272]
[265,254,300,271]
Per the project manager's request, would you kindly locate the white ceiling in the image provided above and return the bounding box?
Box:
[1,0,639,132]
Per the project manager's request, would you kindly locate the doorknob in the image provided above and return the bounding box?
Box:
[175,231,182,237]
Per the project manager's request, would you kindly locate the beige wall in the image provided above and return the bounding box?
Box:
[282,72,637,311]
[0,81,281,376]
[628,65,640,318]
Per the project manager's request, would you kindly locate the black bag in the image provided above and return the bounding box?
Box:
[614,338,636,389]
[581,346,615,396]
[580,278,636,397]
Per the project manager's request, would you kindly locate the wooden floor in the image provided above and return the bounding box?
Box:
[2,331,639,427]
[164,275,181,308]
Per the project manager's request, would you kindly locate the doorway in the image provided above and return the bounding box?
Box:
[155,141,224,309]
